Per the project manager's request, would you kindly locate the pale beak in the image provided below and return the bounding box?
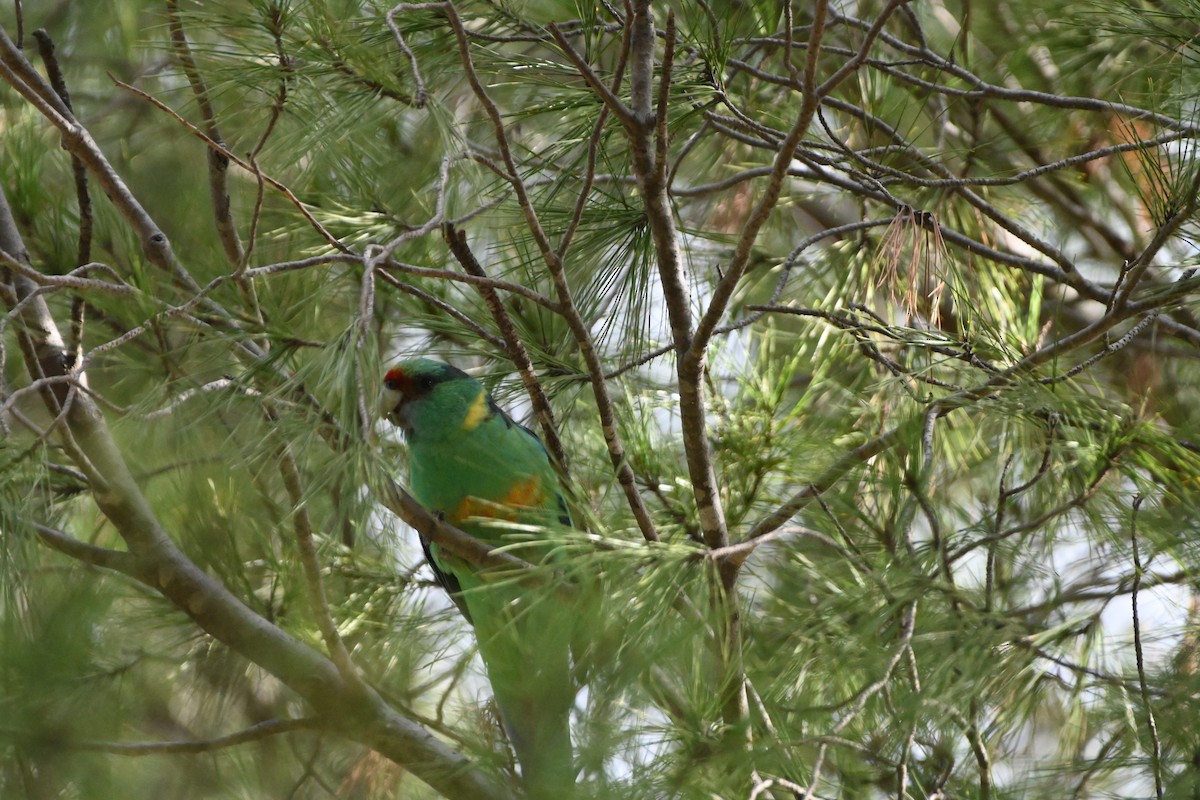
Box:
[380,385,405,427]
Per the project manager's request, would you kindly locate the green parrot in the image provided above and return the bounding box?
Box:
[380,358,576,797]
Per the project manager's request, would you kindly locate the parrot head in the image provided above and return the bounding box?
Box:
[380,358,488,441]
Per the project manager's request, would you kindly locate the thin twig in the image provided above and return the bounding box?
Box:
[31,29,91,362]
[385,4,431,107]
[548,22,637,127]
[249,2,294,160]
[443,224,569,471]
[278,442,363,688]
[109,76,347,253]
[745,423,908,541]
[71,717,321,755]
[1130,496,1164,800]
[802,601,918,800]
[556,15,631,262]
[165,0,245,266]
[375,268,505,350]
[32,522,139,575]
[691,0,831,355]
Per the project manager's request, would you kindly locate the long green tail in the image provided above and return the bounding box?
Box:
[457,568,577,798]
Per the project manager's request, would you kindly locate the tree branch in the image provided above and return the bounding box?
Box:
[278,441,363,688]
[442,224,569,472]
[71,717,321,756]
[165,0,245,266]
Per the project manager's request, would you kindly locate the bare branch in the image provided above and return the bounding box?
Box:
[278,442,363,687]
[32,521,139,575]
[548,23,636,127]
[375,268,506,350]
[443,224,569,472]
[375,474,540,576]
[385,4,431,107]
[70,717,321,756]
[746,424,908,542]
[1130,497,1164,800]
[30,29,93,275]
[165,0,246,265]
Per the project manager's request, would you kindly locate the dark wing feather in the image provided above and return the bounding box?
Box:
[419,534,472,623]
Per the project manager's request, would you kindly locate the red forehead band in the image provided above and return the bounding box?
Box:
[383,367,409,389]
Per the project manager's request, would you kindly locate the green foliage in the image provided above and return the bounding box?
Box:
[4,0,1200,798]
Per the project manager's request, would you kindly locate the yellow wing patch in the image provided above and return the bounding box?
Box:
[460,389,491,431]
[448,476,546,523]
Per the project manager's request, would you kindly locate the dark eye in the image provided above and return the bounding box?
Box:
[417,374,435,391]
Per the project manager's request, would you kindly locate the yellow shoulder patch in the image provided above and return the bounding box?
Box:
[461,389,490,431]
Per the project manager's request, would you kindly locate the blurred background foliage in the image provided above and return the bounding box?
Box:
[3,0,1200,798]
